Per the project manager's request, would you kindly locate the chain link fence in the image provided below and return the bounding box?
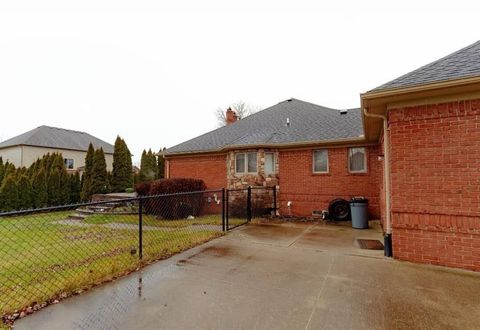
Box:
[0,187,276,326]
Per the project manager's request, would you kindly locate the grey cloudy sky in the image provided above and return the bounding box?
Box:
[1,0,479,164]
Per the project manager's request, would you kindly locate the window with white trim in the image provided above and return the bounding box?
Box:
[64,158,74,169]
[235,152,257,174]
[265,152,275,175]
[313,150,328,173]
[348,147,367,173]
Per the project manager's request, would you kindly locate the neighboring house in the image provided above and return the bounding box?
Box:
[165,40,480,272]
[0,125,114,172]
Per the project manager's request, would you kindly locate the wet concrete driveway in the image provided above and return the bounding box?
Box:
[16,221,480,330]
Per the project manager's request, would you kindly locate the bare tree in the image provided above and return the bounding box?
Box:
[215,101,259,126]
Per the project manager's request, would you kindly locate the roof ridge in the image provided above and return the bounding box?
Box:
[39,125,88,135]
[166,100,364,155]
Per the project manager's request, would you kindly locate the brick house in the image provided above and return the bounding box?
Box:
[165,41,480,272]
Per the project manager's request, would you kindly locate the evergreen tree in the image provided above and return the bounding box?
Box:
[0,157,4,185]
[0,174,19,211]
[157,148,166,179]
[81,143,95,201]
[69,172,81,204]
[91,148,108,194]
[17,174,32,210]
[139,150,147,182]
[111,136,133,192]
[44,153,54,174]
[32,168,48,208]
[47,168,62,205]
[48,153,69,205]
[106,171,113,193]
[139,149,158,182]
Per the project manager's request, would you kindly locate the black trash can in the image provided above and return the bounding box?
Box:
[350,197,369,229]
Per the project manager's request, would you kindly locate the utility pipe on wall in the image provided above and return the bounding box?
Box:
[363,108,393,257]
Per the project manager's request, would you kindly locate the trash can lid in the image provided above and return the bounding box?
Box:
[350,197,368,203]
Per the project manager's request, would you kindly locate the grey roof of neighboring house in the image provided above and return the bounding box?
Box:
[165,98,364,155]
[370,40,480,92]
[0,126,114,154]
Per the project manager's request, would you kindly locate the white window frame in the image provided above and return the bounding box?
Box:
[348,147,367,173]
[64,158,74,170]
[235,152,257,174]
[264,152,276,175]
[312,149,329,173]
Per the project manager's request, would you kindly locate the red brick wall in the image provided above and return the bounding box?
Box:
[167,154,227,189]
[389,99,480,271]
[278,146,381,218]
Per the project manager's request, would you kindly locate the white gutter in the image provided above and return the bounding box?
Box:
[363,108,393,256]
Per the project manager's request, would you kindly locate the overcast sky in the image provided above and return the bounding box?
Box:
[1,1,479,164]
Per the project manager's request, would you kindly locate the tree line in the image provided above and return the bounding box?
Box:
[0,137,166,212]
[0,153,81,212]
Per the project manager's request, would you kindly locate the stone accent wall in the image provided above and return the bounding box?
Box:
[227,149,279,189]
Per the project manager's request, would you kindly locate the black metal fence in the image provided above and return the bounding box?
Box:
[0,186,276,325]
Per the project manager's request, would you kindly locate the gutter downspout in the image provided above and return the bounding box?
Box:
[363,108,393,257]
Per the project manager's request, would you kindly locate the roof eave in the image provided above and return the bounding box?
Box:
[361,76,480,142]
[164,137,370,157]
[0,143,114,154]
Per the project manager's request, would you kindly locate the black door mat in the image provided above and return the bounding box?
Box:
[357,239,384,250]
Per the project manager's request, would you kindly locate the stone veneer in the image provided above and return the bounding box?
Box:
[227,149,279,189]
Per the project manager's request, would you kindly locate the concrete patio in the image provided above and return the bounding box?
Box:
[15,221,480,330]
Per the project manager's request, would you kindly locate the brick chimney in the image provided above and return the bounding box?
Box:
[226,107,239,125]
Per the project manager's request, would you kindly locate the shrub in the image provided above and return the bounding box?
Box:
[134,181,152,196]
[134,178,206,219]
[125,187,135,193]
[149,178,206,195]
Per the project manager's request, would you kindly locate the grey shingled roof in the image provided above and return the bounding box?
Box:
[166,99,364,155]
[371,40,480,92]
[0,126,114,154]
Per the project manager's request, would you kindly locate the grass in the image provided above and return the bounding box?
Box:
[0,210,247,326]
[84,213,246,228]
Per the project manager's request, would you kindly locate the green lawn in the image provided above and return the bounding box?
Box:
[0,211,247,325]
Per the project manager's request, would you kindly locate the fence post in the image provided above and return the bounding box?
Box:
[225,189,230,230]
[247,186,252,222]
[221,188,226,232]
[273,185,277,217]
[138,199,143,260]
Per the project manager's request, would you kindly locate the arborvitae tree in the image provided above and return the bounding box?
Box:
[106,171,112,193]
[48,153,69,205]
[157,148,166,179]
[47,168,62,206]
[69,172,81,204]
[122,139,133,186]
[0,174,19,211]
[0,157,4,185]
[139,150,147,182]
[81,143,95,201]
[140,149,158,182]
[91,148,108,194]
[44,153,54,174]
[111,136,133,192]
[32,168,48,208]
[3,162,16,182]
[17,174,32,210]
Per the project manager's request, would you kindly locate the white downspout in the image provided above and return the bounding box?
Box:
[363,108,393,256]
